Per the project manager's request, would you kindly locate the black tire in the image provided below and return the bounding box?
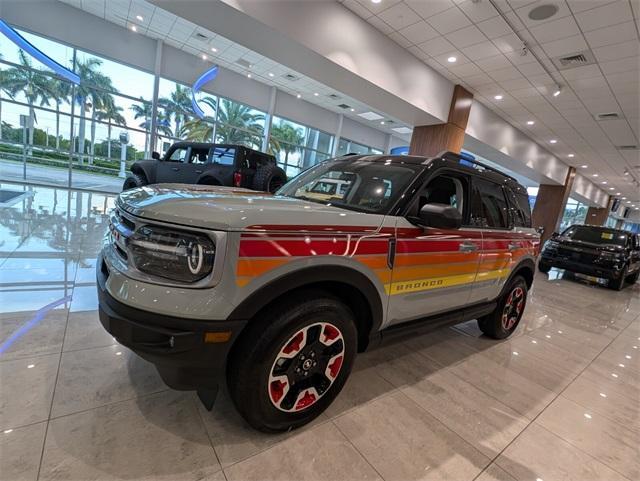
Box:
[478,276,528,339]
[122,173,147,191]
[626,271,639,284]
[227,291,357,432]
[537,260,551,273]
[253,164,286,193]
[609,266,628,291]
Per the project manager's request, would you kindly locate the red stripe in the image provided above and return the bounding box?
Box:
[396,240,482,253]
[244,224,380,233]
[239,239,389,257]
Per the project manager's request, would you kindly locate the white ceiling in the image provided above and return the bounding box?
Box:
[342,0,640,207]
[56,0,414,139]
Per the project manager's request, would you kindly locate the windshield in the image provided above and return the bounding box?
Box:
[277,159,422,214]
[562,226,628,247]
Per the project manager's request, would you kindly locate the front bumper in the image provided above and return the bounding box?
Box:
[541,253,623,280]
[97,256,247,391]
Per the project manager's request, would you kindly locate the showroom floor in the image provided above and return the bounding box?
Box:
[1,183,638,481]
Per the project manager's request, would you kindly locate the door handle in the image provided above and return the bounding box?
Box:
[171,167,179,171]
[195,170,203,174]
[459,241,478,252]
[508,243,519,251]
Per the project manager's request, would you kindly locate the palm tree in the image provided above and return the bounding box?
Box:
[2,50,56,155]
[49,79,71,151]
[214,99,265,147]
[159,84,192,137]
[130,99,154,157]
[181,96,216,142]
[96,100,126,159]
[73,57,117,164]
[270,122,304,164]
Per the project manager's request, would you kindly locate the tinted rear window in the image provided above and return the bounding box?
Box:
[563,226,628,246]
[211,147,236,165]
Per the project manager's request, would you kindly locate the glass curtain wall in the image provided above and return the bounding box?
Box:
[270,116,333,177]
[559,198,589,231]
[336,138,383,156]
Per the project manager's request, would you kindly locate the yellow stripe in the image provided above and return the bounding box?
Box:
[385,268,510,295]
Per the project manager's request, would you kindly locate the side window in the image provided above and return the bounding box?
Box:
[168,147,189,163]
[506,188,532,228]
[211,147,236,166]
[407,174,467,219]
[189,148,210,164]
[470,179,510,229]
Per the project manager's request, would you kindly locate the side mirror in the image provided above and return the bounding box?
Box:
[418,203,462,230]
[151,151,161,160]
[535,226,545,235]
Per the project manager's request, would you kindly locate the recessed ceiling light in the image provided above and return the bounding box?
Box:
[136,15,144,21]
[296,93,301,99]
[553,89,561,97]
[268,72,274,77]
[568,154,574,158]
[247,73,252,78]
[130,25,137,32]
[622,197,627,199]
[549,139,557,144]
[380,121,385,125]
[371,0,382,3]
[616,192,621,195]
[527,120,535,125]
[609,187,614,190]
[447,56,457,63]
[314,92,319,96]
[593,174,599,177]
[211,47,218,52]
[601,181,607,184]
[494,94,503,100]
[201,54,207,60]
[350,108,355,112]
[581,165,588,168]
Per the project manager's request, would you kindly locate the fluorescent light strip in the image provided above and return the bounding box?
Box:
[0,19,80,84]
[191,65,219,119]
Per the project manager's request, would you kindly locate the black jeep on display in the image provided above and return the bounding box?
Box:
[538,224,640,290]
[123,142,287,193]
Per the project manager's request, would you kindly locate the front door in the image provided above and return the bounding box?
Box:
[386,171,481,326]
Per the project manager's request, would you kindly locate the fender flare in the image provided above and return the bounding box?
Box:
[130,162,155,183]
[197,173,223,185]
[504,258,536,292]
[227,264,384,333]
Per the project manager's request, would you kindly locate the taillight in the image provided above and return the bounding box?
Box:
[233,171,242,187]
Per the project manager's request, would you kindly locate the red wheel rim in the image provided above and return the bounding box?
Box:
[502,286,525,330]
[268,322,345,413]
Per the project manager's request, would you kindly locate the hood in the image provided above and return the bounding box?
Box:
[557,237,625,253]
[117,184,384,232]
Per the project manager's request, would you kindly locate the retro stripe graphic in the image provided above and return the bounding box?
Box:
[236,225,538,294]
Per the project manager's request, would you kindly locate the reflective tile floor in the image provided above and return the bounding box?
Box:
[1,183,639,481]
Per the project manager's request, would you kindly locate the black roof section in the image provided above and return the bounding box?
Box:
[335,151,526,191]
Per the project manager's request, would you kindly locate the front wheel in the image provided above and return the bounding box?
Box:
[538,260,551,273]
[609,266,628,291]
[122,173,147,191]
[227,291,357,432]
[626,271,639,285]
[478,276,528,339]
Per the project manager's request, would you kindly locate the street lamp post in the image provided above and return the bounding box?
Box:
[119,131,129,178]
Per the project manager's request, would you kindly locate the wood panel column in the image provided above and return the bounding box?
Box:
[409,85,473,156]
[531,167,577,243]
[585,206,610,226]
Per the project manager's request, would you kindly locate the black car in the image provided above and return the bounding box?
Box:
[123,142,287,193]
[538,224,640,290]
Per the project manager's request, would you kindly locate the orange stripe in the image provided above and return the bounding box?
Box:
[356,255,389,269]
[390,262,479,282]
[236,258,290,277]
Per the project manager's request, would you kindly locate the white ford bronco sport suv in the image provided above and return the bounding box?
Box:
[97,151,540,432]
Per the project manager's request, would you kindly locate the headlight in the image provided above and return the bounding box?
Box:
[128,226,215,283]
[599,251,621,261]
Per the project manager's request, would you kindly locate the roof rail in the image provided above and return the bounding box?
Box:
[439,151,518,182]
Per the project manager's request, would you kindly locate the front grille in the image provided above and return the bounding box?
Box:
[557,246,598,263]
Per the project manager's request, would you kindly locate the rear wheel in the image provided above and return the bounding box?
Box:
[626,271,639,284]
[253,164,286,193]
[122,173,147,191]
[227,291,357,432]
[478,276,528,339]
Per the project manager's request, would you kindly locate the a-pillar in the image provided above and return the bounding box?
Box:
[585,203,610,226]
[409,85,473,156]
[531,167,577,242]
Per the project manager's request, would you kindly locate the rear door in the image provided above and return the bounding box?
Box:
[202,146,238,186]
[386,170,481,326]
[467,177,515,304]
